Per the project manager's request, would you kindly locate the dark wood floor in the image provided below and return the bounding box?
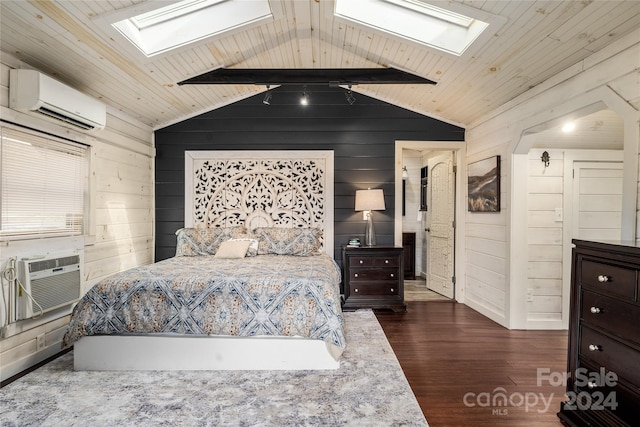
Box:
[375,301,569,427]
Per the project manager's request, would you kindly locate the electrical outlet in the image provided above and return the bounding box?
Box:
[526,289,534,302]
[36,333,45,350]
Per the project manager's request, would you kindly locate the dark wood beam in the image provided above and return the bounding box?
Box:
[178,68,436,86]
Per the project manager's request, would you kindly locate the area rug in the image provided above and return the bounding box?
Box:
[0,310,428,427]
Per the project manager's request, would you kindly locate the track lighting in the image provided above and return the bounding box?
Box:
[345,85,356,105]
[300,86,309,106]
[263,85,272,105]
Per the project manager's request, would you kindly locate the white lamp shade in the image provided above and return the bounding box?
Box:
[355,189,386,211]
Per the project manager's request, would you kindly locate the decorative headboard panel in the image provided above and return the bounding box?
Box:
[185,151,334,255]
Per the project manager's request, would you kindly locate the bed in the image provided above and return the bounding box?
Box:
[63,150,344,370]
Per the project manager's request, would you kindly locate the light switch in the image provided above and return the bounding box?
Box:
[555,208,563,222]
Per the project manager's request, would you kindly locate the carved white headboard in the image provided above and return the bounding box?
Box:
[185,150,334,255]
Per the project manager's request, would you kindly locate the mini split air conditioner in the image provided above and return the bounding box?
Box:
[9,69,106,132]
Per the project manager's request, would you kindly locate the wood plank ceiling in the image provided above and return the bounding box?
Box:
[1,0,639,130]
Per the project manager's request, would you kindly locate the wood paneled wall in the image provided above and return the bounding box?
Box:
[154,85,464,262]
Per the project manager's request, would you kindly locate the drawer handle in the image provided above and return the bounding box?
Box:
[390,273,395,278]
[359,260,364,264]
[597,275,610,283]
[590,306,601,314]
[587,381,598,389]
[385,260,389,264]
[390,288,394,292]
[354,288,359,293]
[588,344,601,351]
[354,273,359,278]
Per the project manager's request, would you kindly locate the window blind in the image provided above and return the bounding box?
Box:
[0,126,88,238]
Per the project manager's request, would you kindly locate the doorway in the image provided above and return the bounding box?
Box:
[395,141,464,301]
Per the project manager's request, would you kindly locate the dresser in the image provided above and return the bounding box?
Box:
[341,246,406,312]
[558,240,640,427]
[402,232,416,279]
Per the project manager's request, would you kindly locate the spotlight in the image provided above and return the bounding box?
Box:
[263,85,272,105]
[345,85,356,105]
[300,86,309,106]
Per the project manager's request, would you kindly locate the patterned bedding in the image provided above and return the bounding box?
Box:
[62,254,345,358]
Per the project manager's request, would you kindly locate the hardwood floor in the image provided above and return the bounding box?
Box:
[376,301,569,427]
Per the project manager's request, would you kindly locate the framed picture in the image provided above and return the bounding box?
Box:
[468,155,500,212]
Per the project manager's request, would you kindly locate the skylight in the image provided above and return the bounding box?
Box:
[334,0,500,57]
[111,0,272,58]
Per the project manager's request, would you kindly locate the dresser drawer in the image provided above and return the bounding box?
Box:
[580,259,637,301]
[580,325,640,386]
[350,283,399,296]
[581,290,640,346]
[350,268,400,282]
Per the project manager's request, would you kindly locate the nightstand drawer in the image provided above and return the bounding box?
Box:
[350,268,399,282]
[350,283,399,296]
[580,325,640,386]
[581,290,640,345]
[348,257,400,268]
[580,259,637,301]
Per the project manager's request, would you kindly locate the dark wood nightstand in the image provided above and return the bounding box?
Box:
[341,246,406,312]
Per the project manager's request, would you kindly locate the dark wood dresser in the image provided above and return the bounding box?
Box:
[341,246,406,312]
[402,232,416,279]
[558,239,640,427]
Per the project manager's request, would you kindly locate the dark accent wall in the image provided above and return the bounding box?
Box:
[154,85,464,263]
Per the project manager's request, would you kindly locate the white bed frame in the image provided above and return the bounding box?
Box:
[74,150,340,371]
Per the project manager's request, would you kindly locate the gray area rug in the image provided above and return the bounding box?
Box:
[0,310,428,427]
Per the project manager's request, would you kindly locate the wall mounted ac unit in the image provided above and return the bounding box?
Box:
[16,253,82,320]
[9,69,106,132]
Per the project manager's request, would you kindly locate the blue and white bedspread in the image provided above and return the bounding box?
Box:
[63,254,345,358]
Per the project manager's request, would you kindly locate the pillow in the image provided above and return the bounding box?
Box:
[252,227,323,256]
[175,226,246,256]
[230,235,259,257]
[214,239,252,259]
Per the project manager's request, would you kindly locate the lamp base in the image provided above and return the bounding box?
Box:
[364,211,376,246]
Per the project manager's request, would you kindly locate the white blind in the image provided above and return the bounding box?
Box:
[0,126,88,238]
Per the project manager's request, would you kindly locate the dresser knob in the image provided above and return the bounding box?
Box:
[390,288,394,292]
[354,273,358,278]
[588,344,601,351]
[354,288,359,293]
[359,260,364,264]
[390,273,394,278]
[385,260,389,264]
[590,306,601,314]
[597,275,610,283]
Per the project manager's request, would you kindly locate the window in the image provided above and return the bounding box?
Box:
[109,0,273,57]
[334,0,503,57]
[0,126,88,239]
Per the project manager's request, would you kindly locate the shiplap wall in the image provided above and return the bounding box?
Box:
[154,85,465,264]
[527,149,564,324]
[465,31,640,329]
[0,55,154,382]
[402,152,423,276]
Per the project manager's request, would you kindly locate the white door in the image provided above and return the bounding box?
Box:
[426,152,455,298]
[572,162,623,240]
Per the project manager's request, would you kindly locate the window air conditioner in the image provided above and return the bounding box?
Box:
[16,254,82,320]
[9,69,106,132]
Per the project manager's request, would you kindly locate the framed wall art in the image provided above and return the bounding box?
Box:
[468,155,500,212]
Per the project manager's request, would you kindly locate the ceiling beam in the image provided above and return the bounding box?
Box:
[178,68,437,86]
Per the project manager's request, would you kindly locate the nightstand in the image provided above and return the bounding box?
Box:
[341,246,406,312]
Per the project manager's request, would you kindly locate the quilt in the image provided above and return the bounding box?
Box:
[62,254,345,357]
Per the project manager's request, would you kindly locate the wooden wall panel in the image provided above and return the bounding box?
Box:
[154,85,464,263]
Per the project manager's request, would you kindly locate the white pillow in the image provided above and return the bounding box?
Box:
[213,239,252,259]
